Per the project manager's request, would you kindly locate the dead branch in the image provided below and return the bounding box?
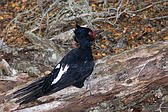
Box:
[62,11,116,22]
[128,0,168,14]
[49,27,74,42]
[49,25,87,42]
[24,31,64,53]
[0,76,17,81]
[148,16,168,20]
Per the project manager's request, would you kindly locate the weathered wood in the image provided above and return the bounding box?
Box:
[10,41,168,112]
[24,31,64,53]
[0,59,13,76]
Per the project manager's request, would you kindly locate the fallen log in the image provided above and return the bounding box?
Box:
[2,41,168,112]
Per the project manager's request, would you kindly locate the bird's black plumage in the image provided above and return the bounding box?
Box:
[12,25,95,104]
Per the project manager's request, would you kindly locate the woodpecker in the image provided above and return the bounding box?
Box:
[13,25,95,104]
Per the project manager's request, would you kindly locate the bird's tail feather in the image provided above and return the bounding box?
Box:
[13,79,43,97]
[15,87,43,104]
[12,72,75,104]
[12,73,53,104]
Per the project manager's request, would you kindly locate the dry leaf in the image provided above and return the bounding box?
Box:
[163,36,168,40]
[101,44,107,49]
[91,4,96,11]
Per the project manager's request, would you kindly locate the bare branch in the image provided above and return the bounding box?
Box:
[128,0,168,13]
[148,16,168,20]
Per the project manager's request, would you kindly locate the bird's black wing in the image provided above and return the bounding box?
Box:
[12,48,94,104]
[44,47,95,95]
[48,60,94,94]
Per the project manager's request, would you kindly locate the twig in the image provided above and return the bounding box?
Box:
[147,16,168,20]
[39,0,60,34]
[63,11,116,21]
[137,60,150,77]
[155,101,164,112]
[113,0,123,25]
[5,5,39,38]
[128,0,168,13]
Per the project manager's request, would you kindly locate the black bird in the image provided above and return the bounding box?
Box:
[13,25,95,104]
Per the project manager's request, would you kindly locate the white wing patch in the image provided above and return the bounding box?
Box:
[51,64,69,85]
[55,64,60,69]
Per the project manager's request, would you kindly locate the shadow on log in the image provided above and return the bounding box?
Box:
[6,41,168,112]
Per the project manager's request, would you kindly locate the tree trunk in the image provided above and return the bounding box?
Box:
[11,41,168,112]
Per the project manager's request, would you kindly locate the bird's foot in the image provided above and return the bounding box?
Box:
[85,76,93,96]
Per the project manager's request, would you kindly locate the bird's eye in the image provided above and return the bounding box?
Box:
[88,31,92,36]
[88,31,95,41]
